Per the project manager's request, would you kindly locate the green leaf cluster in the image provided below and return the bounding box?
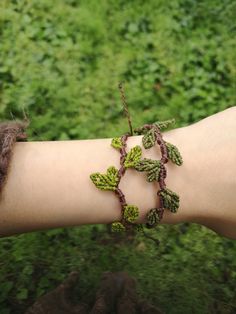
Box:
[142,128,156,149]
[124,145,142,168]
[90,166,119,191]
[111,137,122,149]
[159,188,180,213]
[154,119,175,130]
[123,205,139,223]
[133,224,144,232]
[165,141,183,166]
[135,158,161,182]
[111,222,125,232]
[133,126,149,135]
[146,208,162,227]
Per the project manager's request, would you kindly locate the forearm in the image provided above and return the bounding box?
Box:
[0,127,191,236]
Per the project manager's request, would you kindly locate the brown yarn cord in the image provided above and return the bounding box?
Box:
[115,132,134,230]
[134,123,168,223]
[0,120,28,197]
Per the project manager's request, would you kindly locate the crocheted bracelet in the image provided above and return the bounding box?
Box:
[90,84,183,236]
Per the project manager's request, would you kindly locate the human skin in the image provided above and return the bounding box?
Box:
[0,107,236,239]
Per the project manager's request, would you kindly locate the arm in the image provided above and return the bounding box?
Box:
[0,107,236,238]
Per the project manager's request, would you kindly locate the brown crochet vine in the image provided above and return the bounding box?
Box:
[133,123,173,228]
[114,132,138,230]
[111,131,163,245]
[0,120,28,197]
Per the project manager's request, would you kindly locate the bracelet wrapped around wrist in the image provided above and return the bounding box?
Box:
[90,84,183,241]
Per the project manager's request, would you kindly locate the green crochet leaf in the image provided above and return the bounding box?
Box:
[159,188,180,213]
[134,224,143,232]
[134,158,161,182]
[146,169,160,182]
[146,208,162,227]
[124,145,142,168]
[111,137,122,149]
[90,166,119,191]
[133,126,149,135]
[142,128,156,149]
[165,141,183,166]
[154,118,175,130]
[111,222,126,232]
[124,205,139,223]
[134,158,155,171]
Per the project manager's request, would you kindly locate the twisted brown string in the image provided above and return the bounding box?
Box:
[118,82,133,136]
[114,132,135,230]
[114,132,161,244]
[133,123,168,224]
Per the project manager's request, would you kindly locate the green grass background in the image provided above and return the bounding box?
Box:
[0,0,236,313]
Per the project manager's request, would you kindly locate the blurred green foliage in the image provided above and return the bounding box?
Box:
[0,0,236,313]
